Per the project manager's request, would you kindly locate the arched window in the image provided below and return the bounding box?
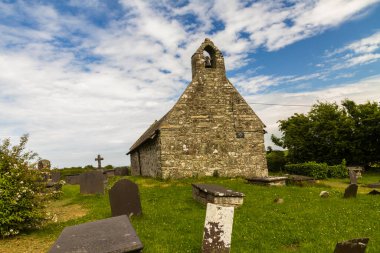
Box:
[203,45,216,68]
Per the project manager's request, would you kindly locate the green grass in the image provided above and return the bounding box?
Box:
[2,174,380,252]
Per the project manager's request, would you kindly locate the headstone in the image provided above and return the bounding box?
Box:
[367,182,380,188]
[65,174,81,185]
[349,169,357,184]
[344,184,358,198]
[38,159,51,170]
[109,179,142,217]
[192,184,245,207]
[320,191,330,198]
[202,203,234,253]
[80,171,106,194]
[347,166,363,178]
[368,190,380,195]
[247,176,287,186]
[51,171,61,182]
[95,154,104,170]
[334,238,369,253]
[49,215,143,253]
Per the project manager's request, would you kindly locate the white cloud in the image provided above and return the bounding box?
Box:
[0,0,379,167]
[249,75,380,149]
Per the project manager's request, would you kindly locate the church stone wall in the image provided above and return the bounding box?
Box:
[130,138,161,177]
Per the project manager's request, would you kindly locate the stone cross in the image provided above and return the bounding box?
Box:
[95,154,104,169]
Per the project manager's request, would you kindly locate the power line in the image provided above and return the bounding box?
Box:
[249,102,311,107]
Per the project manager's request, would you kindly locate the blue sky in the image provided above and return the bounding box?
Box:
[0,0,379,168]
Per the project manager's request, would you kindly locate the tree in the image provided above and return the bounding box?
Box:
[0,135,47,237]
[272,100,380,167]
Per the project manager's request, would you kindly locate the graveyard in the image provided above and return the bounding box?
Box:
[1,172,379,252]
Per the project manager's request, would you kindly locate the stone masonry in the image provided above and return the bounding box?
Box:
[127,38,268,179]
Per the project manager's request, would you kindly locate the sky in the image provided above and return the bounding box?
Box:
[0,0,379,168]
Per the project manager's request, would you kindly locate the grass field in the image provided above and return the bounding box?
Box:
[1,173,379,252]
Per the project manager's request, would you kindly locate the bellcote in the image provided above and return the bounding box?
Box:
[191,38,226,78]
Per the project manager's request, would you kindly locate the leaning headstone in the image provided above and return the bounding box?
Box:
[38,159,51,170]
[51,171,61,182]
[344,184,358,198]
[334,238,369,253]
[80,171,106,194]
[65,174,81,185]
[49,215,143,253]
[202,203,234,253]
[109,179,142,217]
[349,169,357,184]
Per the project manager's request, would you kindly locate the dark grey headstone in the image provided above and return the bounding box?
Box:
[51,171,61,182]
[80,171,106,194]
[49,215,143,253]
[65,174,81,185]
[334,238,369,253]
[344,184,358,198]
[109,179,142,217]
[349,170,357,184]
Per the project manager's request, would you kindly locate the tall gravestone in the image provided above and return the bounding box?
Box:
[109,179,142,217]
[202,203,234,253]
[80,171,106,194]
[349,170,357,184]
[49,215,143,253]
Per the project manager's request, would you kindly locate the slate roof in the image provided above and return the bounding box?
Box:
[127,114,168,155]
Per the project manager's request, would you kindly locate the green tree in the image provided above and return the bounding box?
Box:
[0,135,47,237]
[272,100,380,166]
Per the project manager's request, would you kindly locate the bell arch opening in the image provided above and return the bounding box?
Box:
[203,45,216,68]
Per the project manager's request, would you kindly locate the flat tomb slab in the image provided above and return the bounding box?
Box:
[247,176,287,186]
[49,215,143,253]
[367,182,380,188]
[286,175,316,185]
[192,184,245,207]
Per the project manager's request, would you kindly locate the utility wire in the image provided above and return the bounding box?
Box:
[248,102,311,107]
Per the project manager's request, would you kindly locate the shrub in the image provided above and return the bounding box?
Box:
[266,150,287,172]
[285,160,348,179]
[285,162,329,179]
[328,159,347,178]
[0,135,48,237]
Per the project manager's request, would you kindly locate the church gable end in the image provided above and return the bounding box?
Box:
[129,38,268,179]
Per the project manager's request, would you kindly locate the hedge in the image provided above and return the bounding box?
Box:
[284,160,347,179]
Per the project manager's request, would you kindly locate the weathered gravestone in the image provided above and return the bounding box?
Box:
[80,171,106,194]
[109,179,142,217]
[65,174,81,185]
[192,184,245,207]
[344,184,358,198]
[51,171,61,182]
[334,238,369,253]
[49,215,143,253]
[104,169,116,178]
[202,203,234,253]
[349,169,357,184]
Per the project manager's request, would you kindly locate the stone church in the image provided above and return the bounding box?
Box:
[127,38,268,179]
